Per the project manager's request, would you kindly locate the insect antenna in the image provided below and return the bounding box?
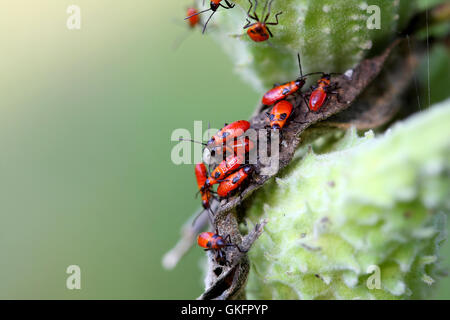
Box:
[202,11,216,34]
[184,8,212,20]
[297,52,324,79]
[178,138,207,146]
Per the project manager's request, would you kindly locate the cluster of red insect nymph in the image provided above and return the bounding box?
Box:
[181,0,340,266]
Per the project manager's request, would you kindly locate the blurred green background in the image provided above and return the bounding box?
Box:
[0,0,448,299]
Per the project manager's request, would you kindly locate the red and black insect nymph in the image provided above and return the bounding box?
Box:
[207,120,251,147]
[217,165,254,198]
[243,0,283,42]
[184,0,235,34]
[262,53,322,106]
[217,136,255,158]
[197,229,247,266]
[306,73,341,112]
[179,121,251,164]
[266,99,293,130]
[186,7,201,28]
[205,152,247,187]
[195,163,213,210]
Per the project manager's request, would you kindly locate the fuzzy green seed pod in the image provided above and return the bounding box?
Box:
[244,99,450,299]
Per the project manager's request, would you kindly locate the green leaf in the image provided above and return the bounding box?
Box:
[245,99,450,299]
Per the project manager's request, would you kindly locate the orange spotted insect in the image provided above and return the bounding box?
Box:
[197,230,247,265]
[266,100,293,130]
[181,135,254,159]
[262,53,322,106]
[217,165,254,198]
[186,7,201,28]
[204,136,256,186]
[205,153,245,187]
[207,120,251,147]
[195,163,214,211]
[217,136,255,158]
[184,0,235,34]
[180,120,250,149]
[306,73,341,112]
[191,162,219,227]
[243,0,283,42]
